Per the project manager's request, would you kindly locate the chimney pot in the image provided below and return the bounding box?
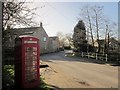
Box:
[40,22,42,27]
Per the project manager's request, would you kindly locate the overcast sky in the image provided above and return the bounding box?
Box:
[27,1,118,37]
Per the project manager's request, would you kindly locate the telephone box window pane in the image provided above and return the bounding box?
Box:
[25,47,38,83]
[33,47,37,51]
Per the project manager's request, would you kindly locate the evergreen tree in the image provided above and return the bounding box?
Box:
[73,20,87,52]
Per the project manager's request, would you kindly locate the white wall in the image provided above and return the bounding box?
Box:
[0,2,2,90]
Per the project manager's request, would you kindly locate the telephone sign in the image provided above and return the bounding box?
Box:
[15,36,40,89]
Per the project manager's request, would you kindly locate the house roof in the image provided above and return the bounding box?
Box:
[4,27,40,35]
[4,22,46,35]
[5,27,44,35]
[109,38,118,43]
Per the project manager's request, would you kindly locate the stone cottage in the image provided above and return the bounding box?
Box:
[4,22,59,54]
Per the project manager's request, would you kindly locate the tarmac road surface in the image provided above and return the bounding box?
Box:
[40,51,118,88]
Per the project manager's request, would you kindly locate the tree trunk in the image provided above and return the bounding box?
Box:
[87,7,94,47]
[94,10,100,53]
[104,24,108,53]
[97,42,101,53]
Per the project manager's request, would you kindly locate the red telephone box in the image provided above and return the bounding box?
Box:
[15,36,40,89]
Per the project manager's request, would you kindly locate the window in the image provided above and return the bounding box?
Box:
[43,37,47,41]
[44,45,47,50]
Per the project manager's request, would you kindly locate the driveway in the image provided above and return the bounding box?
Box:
[40,51,118,88]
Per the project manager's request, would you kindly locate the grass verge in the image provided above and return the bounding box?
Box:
[2,65,51,90]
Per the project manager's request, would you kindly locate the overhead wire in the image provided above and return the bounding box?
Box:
[42,0,75,23]
[35,1,83,35]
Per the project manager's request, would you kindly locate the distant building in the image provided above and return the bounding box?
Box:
[94,38,120,53]
[94,39,105,53]
[4,22,59,54]
[108,38,120,53]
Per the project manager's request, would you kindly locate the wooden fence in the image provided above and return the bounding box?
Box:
[74,52,120,63]
[80,52,108,62]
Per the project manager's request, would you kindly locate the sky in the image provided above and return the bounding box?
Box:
[28,1,118,37]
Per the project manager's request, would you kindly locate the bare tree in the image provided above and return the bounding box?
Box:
[3,0,38,30]
[57,32,73,48]
[79,5,94,47]
[79,4,118,53]
[79,5,104,52]
[65,33,73,47]
[2,0,41,46]
[91,5,104,53]
[57,32,66,47]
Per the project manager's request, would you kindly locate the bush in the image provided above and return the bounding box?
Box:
[2,65,15,89]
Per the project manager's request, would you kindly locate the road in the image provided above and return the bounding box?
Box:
[40,51,118,88]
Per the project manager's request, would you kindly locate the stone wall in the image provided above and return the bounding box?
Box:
[48,37,59,53]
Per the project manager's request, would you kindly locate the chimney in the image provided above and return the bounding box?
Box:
[40,22,42,27]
